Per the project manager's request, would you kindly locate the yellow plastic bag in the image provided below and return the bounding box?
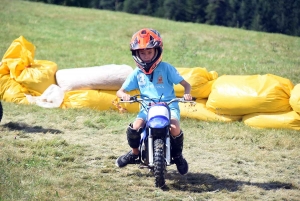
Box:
[290,84,300,114]
[206,74,293,115]
[243,111,300,130]
[16,60,57,94]
[1,36,57,95]
[61,90,117,110]
[112,90,140,113]
[1,36,35,77]
[180,99,242,122]
[174,67,218,99]
[0,75,29,104]
[61,89,140,112]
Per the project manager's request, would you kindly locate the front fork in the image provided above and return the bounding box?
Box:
[148,128,171,167]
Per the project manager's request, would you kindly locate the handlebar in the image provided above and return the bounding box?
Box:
[120,95,196,106]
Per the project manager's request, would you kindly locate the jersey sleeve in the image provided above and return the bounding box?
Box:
[167,64,184,84]
[122,68,139,92]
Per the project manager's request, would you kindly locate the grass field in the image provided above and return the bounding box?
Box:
[1,0,300,200]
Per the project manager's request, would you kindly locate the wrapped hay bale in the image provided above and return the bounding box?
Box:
[16,60,58,94]
[61,90,118,110]
[112,90,140,113]
[61,89,139,113]
[55,64,133,91]
[25,84,64,108]
[206,74,293,116]
[0,74,29,104]
[243,111,300,130]
[1,36,35,76]
[1,36,57,95]
[289,84,300,114]
[180,99,242,122]
[175,67,218,99]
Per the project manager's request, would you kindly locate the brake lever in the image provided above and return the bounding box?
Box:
[120,96,138,103]
[182,97,197,105]
[182,97,197,101]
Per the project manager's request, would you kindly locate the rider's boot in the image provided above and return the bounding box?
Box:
[171,130,189,175]
[115,123,143,168]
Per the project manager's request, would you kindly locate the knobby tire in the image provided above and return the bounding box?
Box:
[153,138,166,188]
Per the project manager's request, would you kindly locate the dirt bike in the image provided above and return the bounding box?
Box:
[120,95,195,188]
[0,101,3,123]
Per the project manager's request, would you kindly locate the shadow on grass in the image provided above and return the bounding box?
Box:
[1,122,63,134]
[166,171,296,192]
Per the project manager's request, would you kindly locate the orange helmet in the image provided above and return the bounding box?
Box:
[130,28,163,74]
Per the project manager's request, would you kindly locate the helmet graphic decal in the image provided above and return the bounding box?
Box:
[130,28,163,74]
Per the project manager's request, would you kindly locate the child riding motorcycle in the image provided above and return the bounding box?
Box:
[115,28,192,175]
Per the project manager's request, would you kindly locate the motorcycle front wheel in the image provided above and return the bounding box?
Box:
[0,102,2,122]
[153,138,166,188]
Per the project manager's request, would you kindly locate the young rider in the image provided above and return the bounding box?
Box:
[115,28,192,175]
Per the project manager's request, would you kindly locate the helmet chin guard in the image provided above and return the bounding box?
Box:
[130,28,163,74]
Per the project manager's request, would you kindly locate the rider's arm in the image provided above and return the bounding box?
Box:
[117,88,131,101]
[179,80,192,101]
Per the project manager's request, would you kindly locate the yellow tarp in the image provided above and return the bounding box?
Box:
[0,36,57,96]
[1,36,300,130]
[0,74,29,104]
[243,111,300,130]
[62,90,117,111]
[61,89,140,113]
[290,84,300,114]
[175,67,218,99]
[180,99,242,122]
[1,36,35,76]
[16,60,57,94]
[206,74,293,115]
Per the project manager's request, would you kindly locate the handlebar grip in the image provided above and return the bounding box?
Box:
[183,97,197,101]
[120,96,136,101]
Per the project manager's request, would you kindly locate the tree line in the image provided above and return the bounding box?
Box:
[25,0,300,37]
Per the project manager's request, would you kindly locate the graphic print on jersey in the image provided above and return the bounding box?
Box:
[137,73,147,87]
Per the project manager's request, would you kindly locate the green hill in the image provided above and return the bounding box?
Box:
[0,1,299,200]
[1,0,299,84]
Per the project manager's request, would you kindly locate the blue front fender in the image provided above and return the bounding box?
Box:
[147,116,170,128]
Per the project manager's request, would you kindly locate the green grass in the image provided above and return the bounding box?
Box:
[1,102,299,200]
[1,0,299,84]
[0,0,300,200]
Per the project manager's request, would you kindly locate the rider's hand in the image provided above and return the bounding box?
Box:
[183,94,192,101]
[121,93,131,101]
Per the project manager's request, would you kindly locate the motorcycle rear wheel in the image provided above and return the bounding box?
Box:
[153,138,166,188]
[0,102,2,122]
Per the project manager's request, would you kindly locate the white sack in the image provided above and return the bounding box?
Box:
[25,84,64,108]
[55,64,133,91]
